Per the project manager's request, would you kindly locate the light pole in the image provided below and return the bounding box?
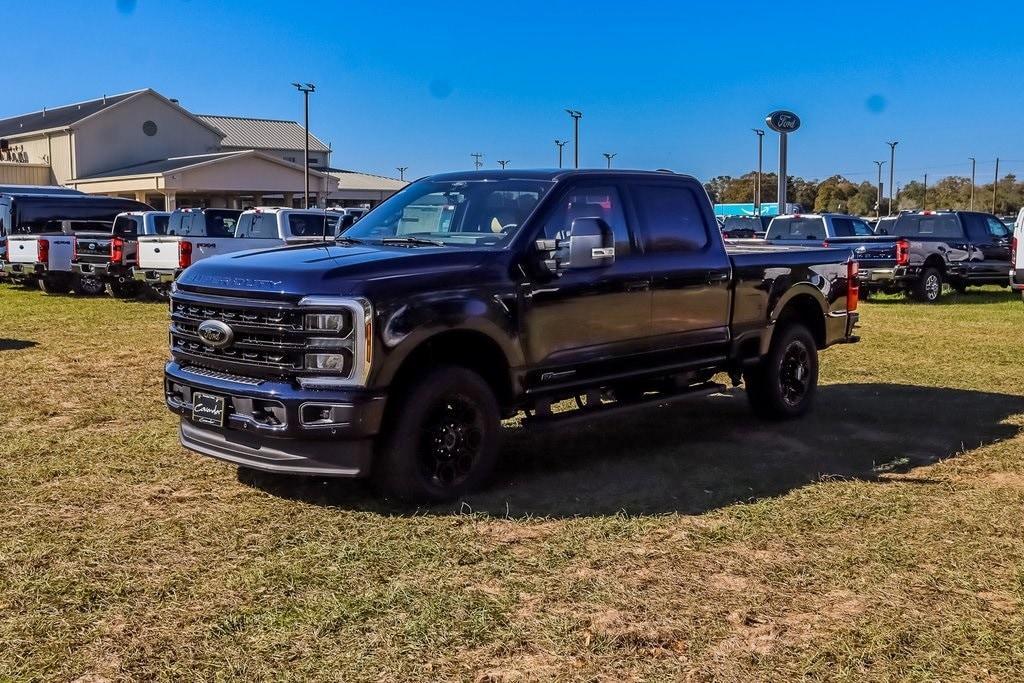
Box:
[753,129,764,215]
[886,140,898,215]
[565,109,582,168]
[396,167,408,181]
[554,140,568,168]
[603,152,616,169]
[471,153,483,170]
[498,160,510,169]
[923,173,928,210]
[874,160,886,219]
[993,157,1000,213]
[292,82,316,208]
[968,157,976,210]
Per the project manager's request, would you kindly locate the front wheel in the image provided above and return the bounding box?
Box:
[744,323,819,420]
[373,366,501,503]
[911,267,943,303]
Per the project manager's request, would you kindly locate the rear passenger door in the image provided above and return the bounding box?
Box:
[626,181,732,354]
[961,213,1011,281]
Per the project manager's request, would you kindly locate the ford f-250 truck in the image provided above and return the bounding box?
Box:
[162,170,860,502]
[72,211,171,297]
[133,207,342,294]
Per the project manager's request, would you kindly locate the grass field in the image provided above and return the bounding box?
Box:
[2,283,1023,681]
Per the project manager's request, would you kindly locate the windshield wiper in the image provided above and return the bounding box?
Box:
[380,236,446,247]
[334,236,363,245]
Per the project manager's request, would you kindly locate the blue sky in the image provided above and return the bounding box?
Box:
[4,0,1024,187]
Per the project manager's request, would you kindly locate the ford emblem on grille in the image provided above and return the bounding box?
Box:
[197,319,234,349]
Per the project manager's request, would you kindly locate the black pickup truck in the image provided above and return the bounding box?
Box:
[72,211,170,297]
[835,210,1013,302]
[162,170,860,502]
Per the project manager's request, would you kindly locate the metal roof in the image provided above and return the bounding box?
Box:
[79,152,245,179]
[196,114,330,153]
[328,169,407,191]
[0,90,144,138]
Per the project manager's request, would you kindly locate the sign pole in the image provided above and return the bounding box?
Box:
[777,133,788,214]
[765,110,799,215]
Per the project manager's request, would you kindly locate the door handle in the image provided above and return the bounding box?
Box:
[706,270,730,283]
[624,280,650,292]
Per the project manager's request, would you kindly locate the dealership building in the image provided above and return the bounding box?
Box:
[0,88,405,210]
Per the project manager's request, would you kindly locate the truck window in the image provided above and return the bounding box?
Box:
[204,211,238,238]
[153,215,170,234]
[832,217,874,237]
[985,216,1011,238]
[235,212,279,239]
[766,217,826,241]
[894,214,962,238]
[631,184,708,252]
[289,213,340,237]
[113,215,142,238]
[541,185,630,253]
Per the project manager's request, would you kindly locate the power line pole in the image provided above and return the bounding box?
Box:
[603,152,616,169]
[565,109,582,168]
[874,160,886,219]
[292,82,316,208]
[497,160,510,169]
[923,173,928,210]
[396,167,408,181]
[554,140,568,168]
[471,153,483,170]
[886,141,898,215]
[753,129,764,215]
[968,157,976,210]
[992,157,1000,213]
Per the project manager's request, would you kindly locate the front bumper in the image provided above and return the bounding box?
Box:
[134,268,179,285]
[165,361,386,477]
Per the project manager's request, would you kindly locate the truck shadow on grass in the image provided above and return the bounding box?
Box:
[239,383,1024,517]
[0,338,37,352]
[867,289,1019,305]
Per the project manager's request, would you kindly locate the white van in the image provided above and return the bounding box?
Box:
[1012,208,1024,298]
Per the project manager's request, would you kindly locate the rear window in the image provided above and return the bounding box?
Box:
[288,213,340,237]
[831,217,874,237]
[721,216,760,230]
[113,215,142,238]
[235,212,280,239]
[152,215,170,235]
[875,217,897,235]
[631,184,708,252]
[203,210,239,238]
[892,214,962,238]
[766,217,826,240]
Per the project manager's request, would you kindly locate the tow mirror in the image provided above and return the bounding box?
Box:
[535,217,615,274]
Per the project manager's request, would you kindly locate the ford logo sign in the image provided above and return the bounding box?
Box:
[197,319,234,349]
[766,110,801,134]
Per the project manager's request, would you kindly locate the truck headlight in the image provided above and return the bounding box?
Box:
[297,296,372,387]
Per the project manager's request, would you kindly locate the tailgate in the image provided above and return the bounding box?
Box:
[137,236,182,270]
[75,232,113,266]
[7,236,40,264]
[825,236,899,266]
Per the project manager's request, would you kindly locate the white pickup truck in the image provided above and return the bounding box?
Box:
[1012,208,1024,300]
[2,194,150,292]
[133,207,344,293]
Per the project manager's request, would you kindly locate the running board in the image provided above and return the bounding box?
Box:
[524,381,728,428]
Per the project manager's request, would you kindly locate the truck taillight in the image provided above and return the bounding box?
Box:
[110,236,125,265]
[37,238,49,266]
[847,259,859,312]
[1012,236,1018,269]
[895,238,910,266]
[178,240,193,269]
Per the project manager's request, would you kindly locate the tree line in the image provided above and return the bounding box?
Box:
[704,172,1024,216]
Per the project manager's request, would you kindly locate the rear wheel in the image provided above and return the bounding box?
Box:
[39,273,73,294]
[744,322,819,420]
[911,267,943,303]
[74,274,106,296]
[373,366,500,503]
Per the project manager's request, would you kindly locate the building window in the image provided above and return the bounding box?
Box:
[284,156,297,163]
[142,120,158,136]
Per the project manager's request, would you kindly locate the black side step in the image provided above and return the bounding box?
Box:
[524,382,728,428]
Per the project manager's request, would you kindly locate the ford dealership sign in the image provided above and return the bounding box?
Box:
[766,110,801,134]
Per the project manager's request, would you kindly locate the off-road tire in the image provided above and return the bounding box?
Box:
[744,322,819,420]
[39,273,73,294]
[107,279,140,299]
[373,366,500,503]
[74,275,106,296]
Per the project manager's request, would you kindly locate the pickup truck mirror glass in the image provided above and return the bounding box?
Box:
[534,217,616,274]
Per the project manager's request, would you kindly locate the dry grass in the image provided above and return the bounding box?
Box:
[2,284,1024,681]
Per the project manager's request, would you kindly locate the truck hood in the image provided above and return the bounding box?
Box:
[175,241,495,298]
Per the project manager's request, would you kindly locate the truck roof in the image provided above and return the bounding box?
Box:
[424,169,698,183]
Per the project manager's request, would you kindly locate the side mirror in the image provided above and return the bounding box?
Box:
[536,217,615,274]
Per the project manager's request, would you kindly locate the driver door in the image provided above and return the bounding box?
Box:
[519,182,652,387]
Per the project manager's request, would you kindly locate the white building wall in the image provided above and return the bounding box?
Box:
[73,92,222,179]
